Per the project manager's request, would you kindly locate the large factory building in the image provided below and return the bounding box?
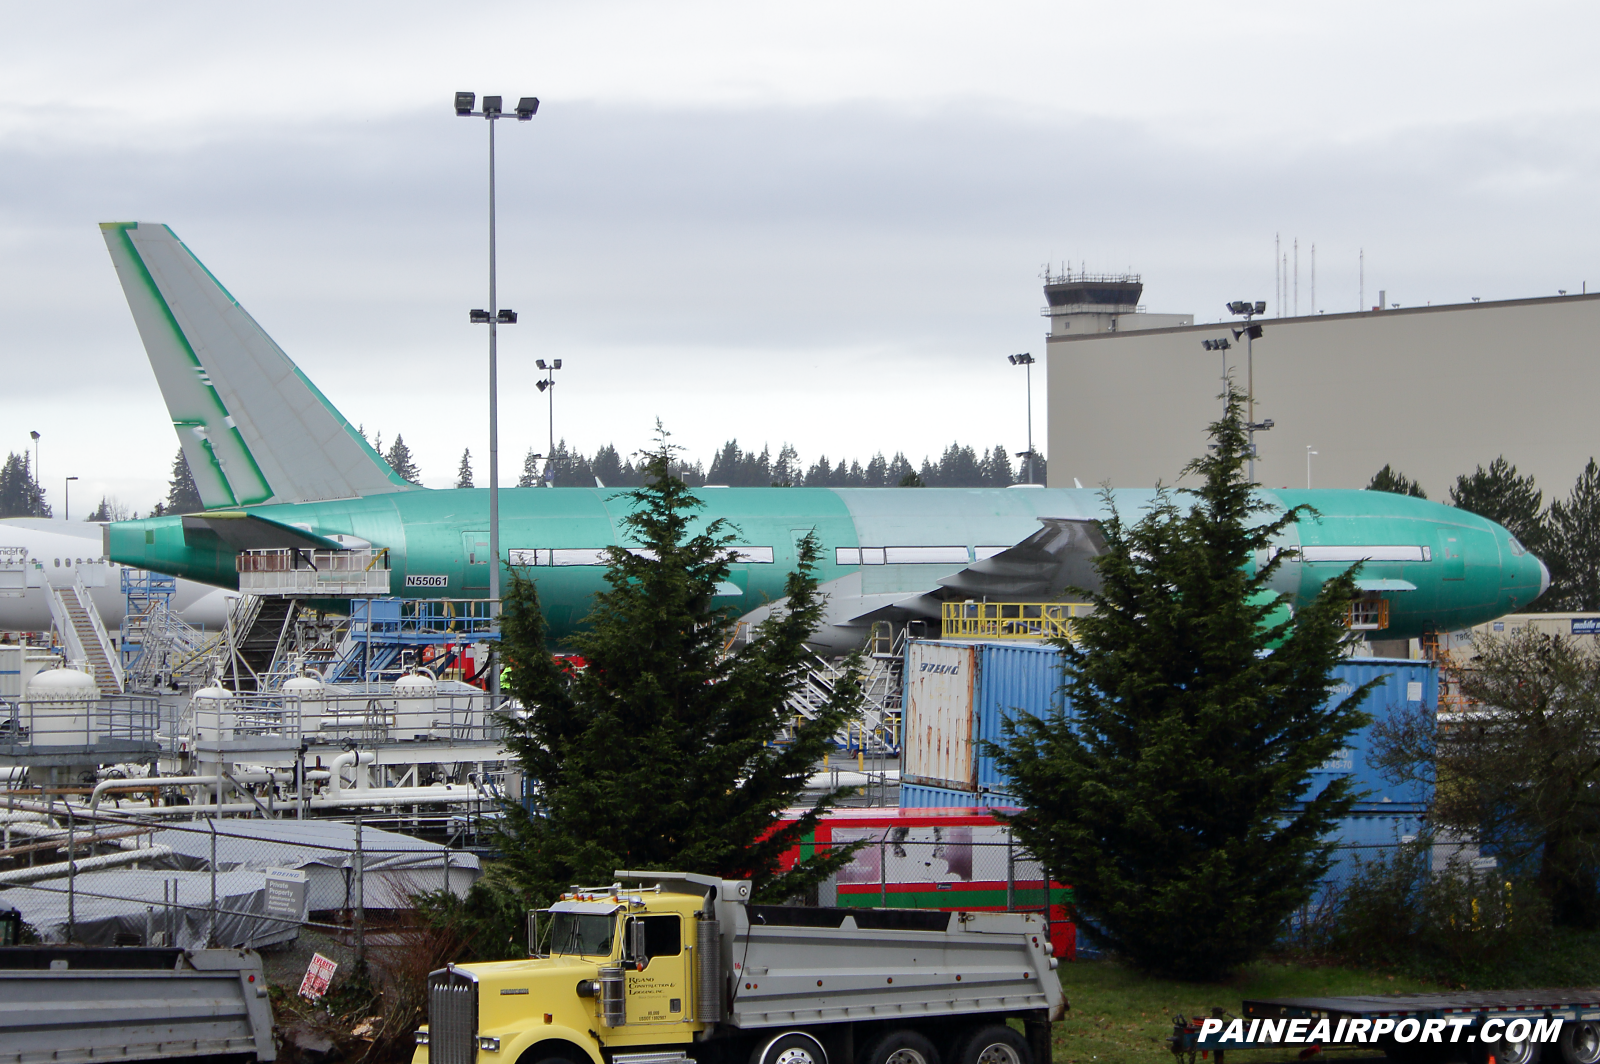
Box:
[1043,274,1600,496]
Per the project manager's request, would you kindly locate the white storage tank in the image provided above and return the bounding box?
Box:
[281,672,326,736]
[188,682,237,743]
[392,668,438,738]
[21,667,101,745]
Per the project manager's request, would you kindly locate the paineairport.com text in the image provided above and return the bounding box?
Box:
[1199,1017,1564,1045]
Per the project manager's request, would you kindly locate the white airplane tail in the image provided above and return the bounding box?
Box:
[100,222,414,508]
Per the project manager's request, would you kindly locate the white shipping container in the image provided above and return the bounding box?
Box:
[903,641,977,791]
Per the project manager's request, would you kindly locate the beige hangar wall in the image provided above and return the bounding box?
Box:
[1045,293,1600,497]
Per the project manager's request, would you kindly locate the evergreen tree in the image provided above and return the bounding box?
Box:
[1367,464,1427,498]
[982,445,1015,487]
[772,444,801,487]
[804,456,837,487]
[518,448,543,488]
[937,443,983,486]
[991,386,1372,979]
[592,444,627,488]
[0,453,50,518]
[385,434,420,484]
[493,428,863,903]
[87,498,111,521]
[166,448,203,513]
[1546,459,1600,611]
[1451,457,1545,555]
[886,452,915,486]
[456,449,475,490]
[864,453,888,487]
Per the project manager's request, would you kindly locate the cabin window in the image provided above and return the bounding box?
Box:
[54,558,59,567]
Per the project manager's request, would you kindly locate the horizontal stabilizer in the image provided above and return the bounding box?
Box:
[101,222,414,507]
[181,512,348,551]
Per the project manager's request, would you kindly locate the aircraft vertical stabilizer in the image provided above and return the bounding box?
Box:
[100,222,413,507]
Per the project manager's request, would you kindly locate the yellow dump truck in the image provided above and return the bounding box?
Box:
[414,871,1065,1064]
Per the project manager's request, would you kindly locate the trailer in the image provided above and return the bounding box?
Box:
[415,870,1066,1064]
[1171,990,1600,1064]
[0,945,276,1064]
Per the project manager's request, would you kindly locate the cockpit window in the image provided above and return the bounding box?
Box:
[548,912,616,957]
[1508,536,1528,556]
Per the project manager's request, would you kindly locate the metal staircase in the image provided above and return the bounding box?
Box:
[229,597,298,691]
[47,574,124,692]
[782,622,904,752]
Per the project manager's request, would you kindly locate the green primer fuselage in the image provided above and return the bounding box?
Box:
[106,485,1547,645]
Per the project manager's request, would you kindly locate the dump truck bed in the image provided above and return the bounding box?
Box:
[0,946,275,1064]
[728,904,1064,1028]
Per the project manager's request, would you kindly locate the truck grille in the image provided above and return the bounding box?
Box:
[428,967,477,1064]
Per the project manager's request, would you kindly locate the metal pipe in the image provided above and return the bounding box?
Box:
[327,750,375,796]
[0,844,176,885]
[89,774,271,813]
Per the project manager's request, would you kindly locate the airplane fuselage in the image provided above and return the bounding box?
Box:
[106,485,1547,646]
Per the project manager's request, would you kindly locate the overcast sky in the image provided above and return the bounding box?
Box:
[2,1,1596,510]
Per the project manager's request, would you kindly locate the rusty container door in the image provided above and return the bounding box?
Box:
[902,640,978,791]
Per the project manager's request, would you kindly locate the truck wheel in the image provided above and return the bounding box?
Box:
[1561,1022,1600,1064]
[951,1025,1031,1064]
[1472,1030,1542,1064]
[753,1032,829,1064]
[861,1029,941,1064]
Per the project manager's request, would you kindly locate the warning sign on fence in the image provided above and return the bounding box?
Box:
[299,952,338,1002]
[265,868,308,922]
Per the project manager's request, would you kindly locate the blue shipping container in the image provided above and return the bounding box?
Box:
[900,781,1022,810]
[905,638,1436,811]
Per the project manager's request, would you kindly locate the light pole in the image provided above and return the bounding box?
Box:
[457,90,537,707]
[1226,300,1271,482]
[29,432,39,495]
[64,476,77,521]
[536,359,562,486]
[1306,446,1318,489]
[1008,353,1036,484]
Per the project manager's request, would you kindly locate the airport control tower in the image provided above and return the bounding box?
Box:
[1042,268,1193,336]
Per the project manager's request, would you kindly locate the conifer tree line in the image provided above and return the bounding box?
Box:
[0,453,50,518]
[1367,456,1600,611]
[520,439,1047,488]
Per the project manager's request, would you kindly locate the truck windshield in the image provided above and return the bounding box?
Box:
[548,912,616,956]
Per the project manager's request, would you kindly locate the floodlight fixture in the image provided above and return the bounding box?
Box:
[470,309,491,323]
[552,359,562,370]
[1254,300,1267,315]
[1007,353,1037,483]
[516,97,540,120]
[496,309,517,324]
[537,379,550,392]
[29,431,38,441]
[483,96,503,114]
[1201,338,1231,351]
[536,359,548,370]
[455,92,475,116]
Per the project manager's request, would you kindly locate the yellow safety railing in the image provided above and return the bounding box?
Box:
[940,601,1092,641]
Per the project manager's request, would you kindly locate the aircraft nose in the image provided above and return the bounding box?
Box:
[1538,555,1551,599]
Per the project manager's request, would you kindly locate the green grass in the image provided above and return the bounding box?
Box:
[1051,957,1434,1064]
[1048,930,1600,1063]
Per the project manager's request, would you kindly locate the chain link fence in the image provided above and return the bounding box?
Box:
[0,795,480,960]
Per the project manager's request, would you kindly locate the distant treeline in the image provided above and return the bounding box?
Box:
[519,440,1046,489]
